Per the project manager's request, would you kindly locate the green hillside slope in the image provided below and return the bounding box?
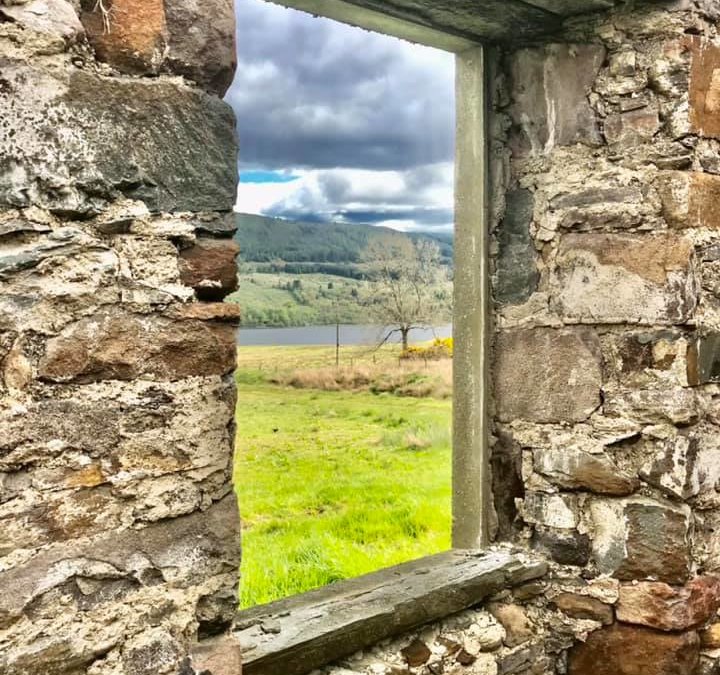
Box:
[230,213,453,328]
[235,213,453,266]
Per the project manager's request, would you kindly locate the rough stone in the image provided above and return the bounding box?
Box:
[511,582,545,602]
[38,308,236,382]
[531,527,591,567]
[401,639,432,667]
[0,61,237,214]
[192,212,238,239]
[0,376,234,545]
[552,593,614,625]
[179,239,240,301]
[616,577,720,631]
[533,447,639,496]
[549,183,651,232]
[0,227,91,280]
[591,498,692,584]
[553,233,697,325]
[597,52,648,97]
[696,656,720,675]
[167,302,241,323]
[81,0,168,74]
[6,1,720,674]
[464,612,506,653]
[494,328,602,424]
[658,171,720,230]
[604,107,660,146]
[568,624,700,675]
[603,331,685,385]
[0,495,239,672]
[701,623,720,649]
[496,644,541,675]
[164,0,237,95]
[455,648,477,665]
[0,0,83,43]
[0,0,243,670]
[487,604,533,648]
[694,510,720,574]
[122,628,186,675]
[495,188,538,306]
[491,431,524,540]
[689,37,720,139]
[509,44,605,156]
[602,385,700,426]
[522,492,578,530]
[448,653,497,675]
[688,333,720,385]
[191,636,243,675]
[648,39,690,99]
[640,431,720,500]
[0,209,53,238]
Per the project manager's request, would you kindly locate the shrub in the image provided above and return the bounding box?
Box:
[401,337,453,361]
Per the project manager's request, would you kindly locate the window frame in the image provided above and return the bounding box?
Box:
[234,0,491,644]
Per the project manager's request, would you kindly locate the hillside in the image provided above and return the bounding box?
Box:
[229,213,454,328]
[234,213,453,269]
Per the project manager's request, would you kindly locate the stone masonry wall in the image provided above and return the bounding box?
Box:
[321,2,720,675]
[492,1,720,673]
[0,1,240,673]
[5,1,720,674]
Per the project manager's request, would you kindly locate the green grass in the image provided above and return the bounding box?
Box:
[234,381,452,608]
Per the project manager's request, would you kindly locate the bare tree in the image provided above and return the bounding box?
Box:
[364,238,450,351]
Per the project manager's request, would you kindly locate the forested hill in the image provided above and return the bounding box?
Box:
[234,213,453,266]
[229,213,454,327]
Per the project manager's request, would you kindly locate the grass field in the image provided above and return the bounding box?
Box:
[234,345,452,608]
[236,343,452,398]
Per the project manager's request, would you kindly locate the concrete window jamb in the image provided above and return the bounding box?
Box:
[452,46,491,549]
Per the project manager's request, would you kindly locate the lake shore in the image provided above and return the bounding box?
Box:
[237,323,453,346]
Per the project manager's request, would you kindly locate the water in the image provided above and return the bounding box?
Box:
[237,324,452,347]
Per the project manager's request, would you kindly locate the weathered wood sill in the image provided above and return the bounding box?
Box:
[199,549,547,675]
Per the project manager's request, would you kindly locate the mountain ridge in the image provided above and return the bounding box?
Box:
[234,213,453,267]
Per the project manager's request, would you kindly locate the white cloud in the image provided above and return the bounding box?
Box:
[236,163,454,231]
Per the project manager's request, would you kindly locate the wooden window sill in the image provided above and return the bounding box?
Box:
[208,549,547,675]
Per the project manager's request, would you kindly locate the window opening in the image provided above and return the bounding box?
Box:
[226,0,457,609]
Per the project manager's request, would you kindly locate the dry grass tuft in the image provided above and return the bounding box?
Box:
[271,359,452,399]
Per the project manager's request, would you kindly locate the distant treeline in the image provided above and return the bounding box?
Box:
[235,213,453,268]
[250,261,367,279]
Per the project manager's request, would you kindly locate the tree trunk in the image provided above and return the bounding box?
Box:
[401,327,410,352]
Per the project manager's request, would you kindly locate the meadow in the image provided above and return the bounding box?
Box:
[234,344,452,608]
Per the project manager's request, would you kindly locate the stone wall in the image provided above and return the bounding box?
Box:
[5,0,720,674]
[0,1,240,673]
[491,1,720,673]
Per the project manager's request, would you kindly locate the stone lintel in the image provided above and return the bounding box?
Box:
[264,0,628,49]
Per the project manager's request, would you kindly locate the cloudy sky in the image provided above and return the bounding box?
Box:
[225,0,456,232]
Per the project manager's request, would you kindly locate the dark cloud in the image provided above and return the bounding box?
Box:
[265,205,453,231]
[337,208,454,228]
[227,0,455,171]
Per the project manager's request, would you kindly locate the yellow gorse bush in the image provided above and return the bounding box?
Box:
[401,337,453,361]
